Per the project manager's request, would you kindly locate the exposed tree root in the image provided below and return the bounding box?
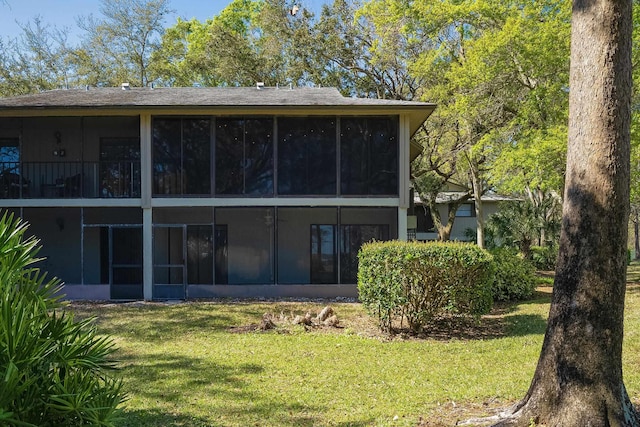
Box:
[456,404,520,426]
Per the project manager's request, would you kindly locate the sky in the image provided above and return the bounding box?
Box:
[0,0,325,43]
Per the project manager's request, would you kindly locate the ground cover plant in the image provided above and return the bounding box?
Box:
[69,264,640,426]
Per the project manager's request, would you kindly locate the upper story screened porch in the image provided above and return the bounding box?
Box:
[152,115,399,198]
[0,114,400,200]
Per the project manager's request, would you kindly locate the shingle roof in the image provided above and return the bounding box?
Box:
[0,86,436,140]
[0,86,433,109]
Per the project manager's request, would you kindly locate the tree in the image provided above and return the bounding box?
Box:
[400,0,570,247]
[485,198,560,258]
[0,18,76,96]
[76,0,172,87]
[629,2,640,259]
[153,0,316,88]
[486,0,638,424]
[413,171,471,241]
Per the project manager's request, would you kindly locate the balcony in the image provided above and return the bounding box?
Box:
[0,161,141,199]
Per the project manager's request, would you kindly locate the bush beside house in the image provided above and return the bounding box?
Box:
[358,241,494,333]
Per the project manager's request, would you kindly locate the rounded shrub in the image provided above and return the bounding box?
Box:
[358,241,494,333]
[489,248,537,301]
[0,213,126,426]
[530,245,558,270]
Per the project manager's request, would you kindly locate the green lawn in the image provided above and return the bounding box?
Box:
[69,267,640,426]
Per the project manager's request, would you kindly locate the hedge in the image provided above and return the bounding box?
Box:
[489,248,537,301]
[357,241,494,333]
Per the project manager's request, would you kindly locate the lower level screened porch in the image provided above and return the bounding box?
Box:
[8,206,398,300]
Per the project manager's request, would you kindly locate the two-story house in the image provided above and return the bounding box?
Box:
[0,86,435,300]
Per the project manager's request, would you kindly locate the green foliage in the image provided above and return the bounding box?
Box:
[486,199,561,257]
[357,240,494,333]
[489,248,537,302]
[407,0,571,211]
[152,0,315,88]
[77,0,173,87]
[0,213,126,426]
[530,245,558,270]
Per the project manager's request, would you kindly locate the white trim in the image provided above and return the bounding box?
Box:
[0,197,400,208]
[140,113,152,208]
[398,207,408,241]
[150,197,400,208]
[143,207,153,300]
[0,199,141,208]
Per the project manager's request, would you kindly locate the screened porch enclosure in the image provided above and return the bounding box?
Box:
[150,207,397,299]
[151,116,399,198]
[3,206,398,300]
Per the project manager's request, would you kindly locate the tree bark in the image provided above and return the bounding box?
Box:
[469,162,485,249]
[634,209,640,259]
[493,0,638,425]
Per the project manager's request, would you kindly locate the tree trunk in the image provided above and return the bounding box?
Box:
[634,209,640,259]
[493,0,638,425]
[469,163,485,249]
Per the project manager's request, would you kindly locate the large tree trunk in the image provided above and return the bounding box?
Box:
[634,209,640,259]
[493,0,638,425]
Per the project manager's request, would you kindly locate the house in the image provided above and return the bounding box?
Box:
[411,183,514,241]
[0,86,435,300]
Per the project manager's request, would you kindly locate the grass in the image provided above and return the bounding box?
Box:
[68,266,640,426]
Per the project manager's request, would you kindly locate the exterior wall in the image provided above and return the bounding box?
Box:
[22,207,82,283]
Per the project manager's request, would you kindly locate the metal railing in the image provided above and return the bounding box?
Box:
[0,161,141,199]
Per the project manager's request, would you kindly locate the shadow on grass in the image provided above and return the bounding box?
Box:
[72,304,241,341]
[416,312,547,341]
[113,351,332,427]
[504,313,547,336]
[116,408,211,427]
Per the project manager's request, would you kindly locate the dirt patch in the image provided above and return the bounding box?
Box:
[229,306,346,334]
[227,304,512,342]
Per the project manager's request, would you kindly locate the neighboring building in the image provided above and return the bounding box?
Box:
[412,183,514,241]
[0,86,435,300]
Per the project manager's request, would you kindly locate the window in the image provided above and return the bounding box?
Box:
[187,225,213,285]
[153,118,211,195]
[277,117,336,195]
[214,225,228,284]
[215,208,275,284]
[277,207,337,284]
[310,225,337,283]
[0,138,19,167]
[92,226,143,300]
[341,117,398,195]
[111,227,143,287]
[100,138,140,197]
[0,137,24,198]
[153,226,184,285]
[215,118,273,195]
[453,203,476,217]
